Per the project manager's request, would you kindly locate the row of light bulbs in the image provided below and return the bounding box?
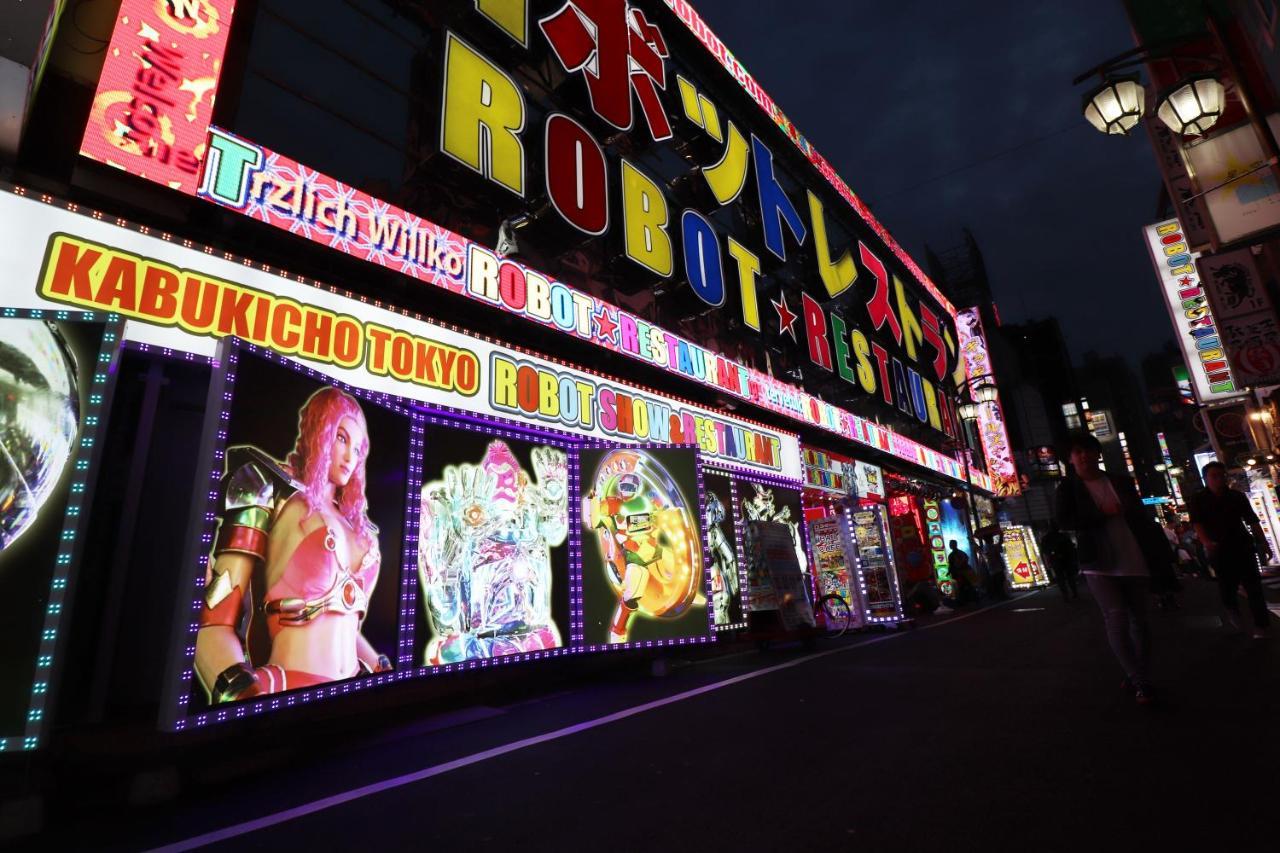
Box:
[1083,73,1224,137]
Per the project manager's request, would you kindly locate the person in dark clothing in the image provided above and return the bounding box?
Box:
[1139,514,1181,611]
[946,540,976,605]
[1040,524,1079,601]
[1188,462,1273,638]
[1055,433,1157,704]
[984,537,1007,599]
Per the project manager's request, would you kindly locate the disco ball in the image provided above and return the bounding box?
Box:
[0,320,80,553]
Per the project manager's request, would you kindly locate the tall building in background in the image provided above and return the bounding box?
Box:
[927,233,1078,525]
[1142,342,1201,501]
[1077,352,1165,496]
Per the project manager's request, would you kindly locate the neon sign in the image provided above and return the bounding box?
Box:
[923,499,952,595]
[957,308,1020,496]
[78,1,1000,490]
[1143,219,1242,403]
[195,129,969,484]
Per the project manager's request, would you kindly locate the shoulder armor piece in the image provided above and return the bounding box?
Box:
[221,446,301,514]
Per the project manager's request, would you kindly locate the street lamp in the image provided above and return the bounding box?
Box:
[1073,38,1233,140]
[1082,75,1145,135]
[972,381,1000,406]
[1156,74,1225,136]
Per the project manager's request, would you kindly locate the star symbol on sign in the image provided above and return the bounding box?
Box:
[593,306,620,347]
[772,291,798,342]
[1178,275,1195,287]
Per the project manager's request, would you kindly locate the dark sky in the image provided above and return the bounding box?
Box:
[691,0,1175,366]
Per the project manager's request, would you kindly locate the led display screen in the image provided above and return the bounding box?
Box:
[701,469,743,630]
[580,445,708,646]
[0,311,118,751]
[183,346,412,713]
[414,419,571,665]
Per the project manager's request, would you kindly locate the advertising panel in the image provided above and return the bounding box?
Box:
[1001,525,1050,589]
[738,472,807,612]
[702,469,744,630]
[1202,403,1252,466]
[956,308,1020,496]
[850,505,902,623]
[1143,219,1243,402]
[80,0,235,194]
[853,459,885,500]
[80,2,996,490]
[0,310,119,752]
[0,188,801,480]
[807,516,855,615]
[579,445,709,648]
[414,419,573,666]
[801,445,854,495]
[182,346,412,718]
[1183,116,1280,246]
[922,499,951,595]
[1197,247,1280,388]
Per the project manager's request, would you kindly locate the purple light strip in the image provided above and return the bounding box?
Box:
[700,467,747,632]
[121,339,215,365]
[398,418,425,668]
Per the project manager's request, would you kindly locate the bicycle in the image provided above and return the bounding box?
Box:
[813,592,853,639]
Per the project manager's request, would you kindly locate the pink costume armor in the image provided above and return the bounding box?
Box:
[202,448,382,698]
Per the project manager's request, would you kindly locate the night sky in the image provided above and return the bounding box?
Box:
[692,0,1175,366]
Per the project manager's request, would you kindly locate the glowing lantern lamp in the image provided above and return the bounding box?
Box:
[1082,76,1145,135]
[1157,75,1225,136]
[973,382,1000,405]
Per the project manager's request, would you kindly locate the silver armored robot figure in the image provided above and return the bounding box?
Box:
[419,441,567,664]
[0,319,80,553]
[742,483,807,575]
[705,491,739,626]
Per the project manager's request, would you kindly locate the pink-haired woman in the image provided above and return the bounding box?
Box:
[195,386,391,704]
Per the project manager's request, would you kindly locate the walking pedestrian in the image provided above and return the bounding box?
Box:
[1055,433,1157,704]
[1040,523,1080,601]
[1188,462,1274,638]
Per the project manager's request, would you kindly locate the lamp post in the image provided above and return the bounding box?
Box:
[953,378,994,568]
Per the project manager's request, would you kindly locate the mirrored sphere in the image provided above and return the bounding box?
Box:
[0,320,80,553]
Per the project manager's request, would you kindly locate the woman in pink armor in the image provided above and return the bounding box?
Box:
[194,386,390,704]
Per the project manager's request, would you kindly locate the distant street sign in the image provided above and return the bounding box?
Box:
[1142,496,1172,505]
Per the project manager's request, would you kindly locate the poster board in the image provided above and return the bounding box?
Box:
[747,520,815,630]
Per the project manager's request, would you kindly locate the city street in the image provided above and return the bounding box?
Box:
[45,577,1279,853]
[5,3,1280,847]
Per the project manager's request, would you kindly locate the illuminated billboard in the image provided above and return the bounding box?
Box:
[1143,219,1242,403]
[80,0,235,194]
[740,473,808,611]
[77,1,1000,490]
[1002,525,1050,590]
[0,311,119,752]
[0,188,800,480]
[414,419,573,665]
[579,445,710,648]
[180,345,412,721]
[702,469,745,631]
[957,308,1020,496]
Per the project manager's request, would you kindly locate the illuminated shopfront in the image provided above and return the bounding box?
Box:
[1,0,1011,748]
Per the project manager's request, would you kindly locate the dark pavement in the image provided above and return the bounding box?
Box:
[39,577,1280,851]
